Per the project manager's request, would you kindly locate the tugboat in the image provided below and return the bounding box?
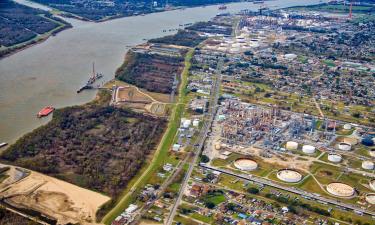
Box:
[77,62,103,93]
[37,106,55,118]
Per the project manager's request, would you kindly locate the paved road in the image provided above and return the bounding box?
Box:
[200,164,375,217]
[165,59,223,225]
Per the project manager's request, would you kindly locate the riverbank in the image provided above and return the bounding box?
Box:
[0,14,72,60]
[28,0,241,22]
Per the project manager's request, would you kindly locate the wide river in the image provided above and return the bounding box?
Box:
[0,0,324,144]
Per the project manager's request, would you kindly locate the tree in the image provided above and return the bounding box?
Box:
[247,187,259,194]
[205,201,215,209]
[200,155,209,163]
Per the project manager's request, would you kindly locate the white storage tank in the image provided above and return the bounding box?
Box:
[234,158,258,171]
[182,119,191,128]
[302,145,316,154]
[370,180,375,191]
[369,149,375,158]
[286,141,298,150]
[338,142,351,151]
[328,154,342,163]
[276,169,302,183]
[362,161,374,170]
[343,124,352,130]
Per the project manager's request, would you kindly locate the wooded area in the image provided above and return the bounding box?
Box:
[0,207,39,225]
[31,0,238,21]
[149,30,207,47]
[1,92,167,198]
[116,50,184,93]
[0,0,63,47]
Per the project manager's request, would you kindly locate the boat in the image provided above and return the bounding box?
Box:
[0,142,8,148]
[77,62,104,93]
[37,106,55,118]
[218,5,227,10]
[253,1,264,4]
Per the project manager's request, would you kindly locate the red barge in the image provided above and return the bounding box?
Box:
[37,106,55,118]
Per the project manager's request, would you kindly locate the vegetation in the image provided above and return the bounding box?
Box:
[247,187,259,194]
[1,91,167,199]
[0,206,39,225]
[200,155,210,163]
[149,30,207,47]
[115,50,185,93]
[265,193,330,217]
[0,0,71,58]
[202,190,226,208]
[102,49,195,225]
[31,0,239,21]
[187,21,233,35]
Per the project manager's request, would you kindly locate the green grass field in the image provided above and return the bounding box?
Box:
[102,49,195,224]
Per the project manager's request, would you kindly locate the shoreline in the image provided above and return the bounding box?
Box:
[29,0,243,23]
[0,22,72,60]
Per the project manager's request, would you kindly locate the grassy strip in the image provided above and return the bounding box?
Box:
[102,48,194,224]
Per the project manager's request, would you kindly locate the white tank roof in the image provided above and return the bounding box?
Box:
[302,145,315,153]
[362,161,374,170]
[328,154,342,163]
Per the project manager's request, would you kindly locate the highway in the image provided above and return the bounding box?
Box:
[165,58,223,225]
[200,164,375,217]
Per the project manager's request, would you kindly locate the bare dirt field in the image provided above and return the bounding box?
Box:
[0,166,110,225]
[108,80,171,116]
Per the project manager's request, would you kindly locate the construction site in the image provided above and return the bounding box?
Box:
[0,164,110,225]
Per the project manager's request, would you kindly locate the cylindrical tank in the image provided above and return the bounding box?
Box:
[234,158,258,171]
[369,149,375,158]
[326,183,355,197]
[370,180,375,191]
[338,142,351,151]
[362,137,374,146]
[362,161,374,170]
[183,120,191,128]
[302,145,315,154]
[276,169,302,183]
[328,154,342,163]
[286,141,298,150]
[343,124,352,130]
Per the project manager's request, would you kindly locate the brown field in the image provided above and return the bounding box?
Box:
[0,166,110,225]
[106,80,171,116]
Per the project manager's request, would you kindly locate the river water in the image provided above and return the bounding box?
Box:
[0,0,324,144]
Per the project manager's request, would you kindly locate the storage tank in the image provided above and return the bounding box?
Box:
[234,158,258,171]
[182,119,191,128]
[362,161,374,170]
[328,154,342,163]
[362,136,374,146]
[365,193,375,205]
[193,119,200,127]
[370,180,375,191]
[284,53,297,60]
[338,142,351,151]
[286,141,298,150]
[276,169,302,183]
[302,145,315,154]
[343,124,352,130]
[326,183,355,197]
[369,149,375,158]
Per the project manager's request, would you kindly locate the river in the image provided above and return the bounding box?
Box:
[0,0,324,144]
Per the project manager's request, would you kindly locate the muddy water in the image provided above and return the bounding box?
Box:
[0,0,324,144]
